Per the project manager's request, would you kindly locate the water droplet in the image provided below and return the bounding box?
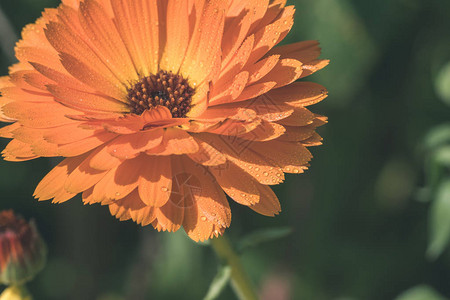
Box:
[161,187,168,192]
[115,192,120,196]
[201,216,207,221]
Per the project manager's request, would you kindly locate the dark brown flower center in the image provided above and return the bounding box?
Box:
[127,70,195,118]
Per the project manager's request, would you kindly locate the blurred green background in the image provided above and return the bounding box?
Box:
[1,0,450,299]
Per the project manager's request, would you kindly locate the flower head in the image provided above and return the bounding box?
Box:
[0,210,47,285]
[0,0,328,241]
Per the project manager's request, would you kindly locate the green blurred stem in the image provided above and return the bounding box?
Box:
[210,235,258,300]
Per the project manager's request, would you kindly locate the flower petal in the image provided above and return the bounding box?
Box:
[138,155,172,207]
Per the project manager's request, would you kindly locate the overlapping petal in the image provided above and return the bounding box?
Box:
[0,0,328,242]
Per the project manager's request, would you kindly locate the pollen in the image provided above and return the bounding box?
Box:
[127,70,195,118]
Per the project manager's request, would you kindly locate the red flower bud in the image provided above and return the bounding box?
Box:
[0,210,47,285]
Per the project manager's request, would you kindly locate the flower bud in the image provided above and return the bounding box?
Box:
[0,210,47,285]
[0,286,32,300]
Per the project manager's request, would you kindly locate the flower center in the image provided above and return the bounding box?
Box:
[127,70,195,118]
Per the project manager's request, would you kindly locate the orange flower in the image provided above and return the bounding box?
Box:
[0,0,328,241]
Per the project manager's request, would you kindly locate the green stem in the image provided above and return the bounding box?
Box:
[210,235,258,300]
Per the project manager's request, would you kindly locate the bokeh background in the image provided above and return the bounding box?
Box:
[1,0,450,299]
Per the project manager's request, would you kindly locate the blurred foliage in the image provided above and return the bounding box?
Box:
[0,0,450,299]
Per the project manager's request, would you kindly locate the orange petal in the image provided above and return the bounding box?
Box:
[180,0,226,85]
[180,156,231,240]
[146,128,198,155]
[249,184,281,216]
[301,132,324,147]
[0,123,20,138]
[217,35,254,84]
[43,123,100,144]
[57,131,117,157]
[188,138,227,166]
[87,145,124,171]
[110,0,161,76]
[276,107,315,127]
[257,0,287,28]
[237,120,285,141]
[209,161,260,206]
[108,190,157,225]
[196,133,284,185]
[91,156,144,202]
[44,21,126,89]
[47,85,129,113]
[59,53,127,100]
[232,81,276,103]
[106,129,164,159]
[161,0,190,73]
[251,140,312,173]
[2,139,37,161]
[246,6,295,65]
[278,119,326,142]
[268,40,320,61]
[29,62,91,92]
[256,58,303,89]
[209,71,250,105]
[2,101,79,128]
[221,10,253,67]
[246,54,279,85]
[266,82,328,107]
[300,59,330,79]
[78,0,138,83]
[34,155,87,201]
[138,155,172,207]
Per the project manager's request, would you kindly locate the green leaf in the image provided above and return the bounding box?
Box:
[424,124,450,151]
[434,146,450,167]
[435,61,450,106]
[203,265,231,300]
[394,285,447,300]
[427,178,450,259]
[237,227,293,252]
